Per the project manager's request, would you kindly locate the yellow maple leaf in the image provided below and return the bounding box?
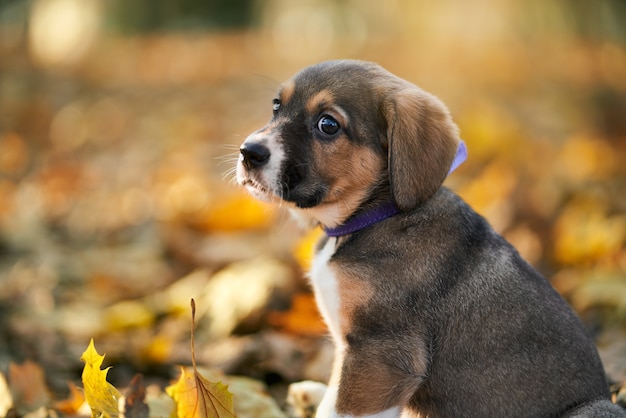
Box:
[167,366,234,418]
[80,339,122,418]
[166,299,235,418]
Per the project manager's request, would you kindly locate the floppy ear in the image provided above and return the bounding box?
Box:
[384,87,460,211]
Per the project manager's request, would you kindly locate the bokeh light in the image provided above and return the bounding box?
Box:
[1,0,625,412]
[28,0,101,67]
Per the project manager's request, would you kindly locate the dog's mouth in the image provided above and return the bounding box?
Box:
[240,175,327,211]
[242,178,266,193]
[240,176,275,202]
[237,155,328,209]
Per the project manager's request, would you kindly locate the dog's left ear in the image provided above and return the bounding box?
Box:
[383,87,460,211]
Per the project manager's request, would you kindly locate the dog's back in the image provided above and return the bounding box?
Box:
[337,187,619,417]
[237,60,625,417]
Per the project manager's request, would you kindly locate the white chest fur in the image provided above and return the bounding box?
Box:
[309,237,343,345]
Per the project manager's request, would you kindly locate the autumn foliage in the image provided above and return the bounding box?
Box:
[80,340,122,417]
[0,0,625,417]
[0,302,241,418]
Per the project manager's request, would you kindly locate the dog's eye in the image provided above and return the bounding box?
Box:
[272,99,281,112]
[317,115,340,136]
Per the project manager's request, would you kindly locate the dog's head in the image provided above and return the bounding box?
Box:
[236,60,460,228]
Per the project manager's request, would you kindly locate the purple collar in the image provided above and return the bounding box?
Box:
[448,140,467,175]
[323,140,467,237]
[324,201,400,237]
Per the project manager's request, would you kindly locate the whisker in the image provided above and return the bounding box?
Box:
[213,147,240,184]
[217,143,241,151]
[215,152,240,165]
[221,166,238,184]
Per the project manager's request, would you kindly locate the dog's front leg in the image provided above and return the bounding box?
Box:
[315,346,343,417]
[318,386,401,418]
[316,344,420,418]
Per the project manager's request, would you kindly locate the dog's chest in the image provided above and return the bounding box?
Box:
[309,237,343,344]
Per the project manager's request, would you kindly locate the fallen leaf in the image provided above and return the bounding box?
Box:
[167,366,234,418]
[53,381,85,414]
[8,361,50,416]
[267,293,327,336]
[80,338,122,418]
[166,299,235,418]
[122,375,149,418]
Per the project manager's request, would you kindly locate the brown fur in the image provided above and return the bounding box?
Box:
[281,79,296,105]
[383,87,459,211]
[334,268,375,336]
[306,89,335,115]
[312,138,383,222]
[237,60,624,417]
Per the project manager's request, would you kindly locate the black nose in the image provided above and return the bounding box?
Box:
[240,142,270,170]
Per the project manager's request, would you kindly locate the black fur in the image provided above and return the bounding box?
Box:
[238,60,625,417]
[335,188,620,416]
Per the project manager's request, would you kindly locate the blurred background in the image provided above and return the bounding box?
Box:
[1,0,625,413]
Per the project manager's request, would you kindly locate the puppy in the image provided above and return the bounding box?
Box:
[236,60,625,417]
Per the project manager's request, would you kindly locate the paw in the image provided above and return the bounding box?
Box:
[286,380,328,418]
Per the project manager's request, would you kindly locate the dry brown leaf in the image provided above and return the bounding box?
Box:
[122,375,149,418]
[8,360,50,416]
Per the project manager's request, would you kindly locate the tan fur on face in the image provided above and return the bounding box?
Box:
[280,79,295,104]
[306,89,335,115]
[310,137,383,226]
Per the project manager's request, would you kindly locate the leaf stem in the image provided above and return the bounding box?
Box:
[190,298,197,372]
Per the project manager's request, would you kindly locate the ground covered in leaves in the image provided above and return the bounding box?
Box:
[1,1,626,416]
